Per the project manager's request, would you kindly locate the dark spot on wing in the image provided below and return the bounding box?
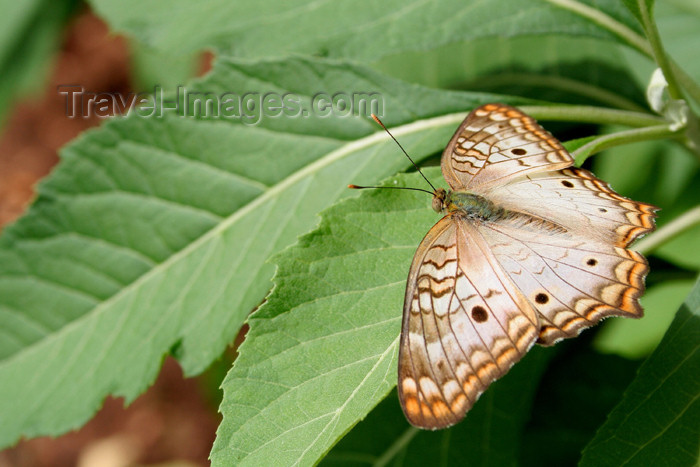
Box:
[535,293,549,304]
[471,305,488,323]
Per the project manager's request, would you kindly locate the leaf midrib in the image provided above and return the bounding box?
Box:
[3,112,466,364]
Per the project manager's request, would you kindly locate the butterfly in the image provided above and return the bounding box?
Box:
[395,103,657,429]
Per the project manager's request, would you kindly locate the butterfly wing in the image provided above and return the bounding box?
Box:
[484,167,657,248]
[478,167,656,344]
[398,215,539,429]
[441,103,572,191]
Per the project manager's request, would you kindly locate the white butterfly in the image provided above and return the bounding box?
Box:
[397,104,657,429]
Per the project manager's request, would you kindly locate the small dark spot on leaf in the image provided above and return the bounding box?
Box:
[598,208,608,213]
[587,258,598,266]
[535,293,549,304]
[512,148,527,155]
[561,180,574,188]
[471,305,488,323]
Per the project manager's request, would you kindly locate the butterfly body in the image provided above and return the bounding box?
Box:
[397,103,656,430]
[437,190,505,221]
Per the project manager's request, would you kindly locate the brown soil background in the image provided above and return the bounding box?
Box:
[0,9,226,467]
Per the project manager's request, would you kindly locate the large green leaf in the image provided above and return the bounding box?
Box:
[376,35,647,111]
[88,0,646,60]
[655,0,700,84]
[580,277,700,467]
[211,170,445,466]
[520,347,641,466]
[322,348,552,466]
[594,279,695,358]
[0,56,534,448]
[622,0,653,24]
[592,139,697,208]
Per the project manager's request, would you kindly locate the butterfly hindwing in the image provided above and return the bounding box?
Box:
[441,103,573,191]
[479,217,650,345]
[398,216,539,429]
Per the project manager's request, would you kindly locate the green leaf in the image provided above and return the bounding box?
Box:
[128,39,200,92]
[580,277,700,467]
[216,169,532,466]
[622,0,653,24]
[322,348,552,466]
[0,0,78,124]
[521,347,641,466]
[655,1,700,86]
[593,279,695,358]
[592,137,691,204]
[211,172,438,467]
[377,35,647,112]
[653,221,700,270]
[566,135,599,165]
[0,56,532,448]
[88,0,645,60]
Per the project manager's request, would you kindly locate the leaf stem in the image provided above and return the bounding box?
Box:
[572,124,677,163]
[544,0,700,109]
[671,61,700,109]
[544,0,652,56]
[637,0,683,101]
[519,105,663,127]
[634,205,700,255]
[374,426,420,467]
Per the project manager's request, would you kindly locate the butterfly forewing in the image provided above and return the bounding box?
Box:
[441,104,572,191]
[398,216,539,429]
[484,167,657,248]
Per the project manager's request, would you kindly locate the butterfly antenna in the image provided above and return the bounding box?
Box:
[348,184,435,196]
[371,114,437,193]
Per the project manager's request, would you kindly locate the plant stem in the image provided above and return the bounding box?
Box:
[519,105,664,127]
[635,205,700,255]
[544,0,652,57]
[671,61,700,108]
[544,0,700,108]
[637,0,683,101]
[374,426,420,467]
[572,124,677,163]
